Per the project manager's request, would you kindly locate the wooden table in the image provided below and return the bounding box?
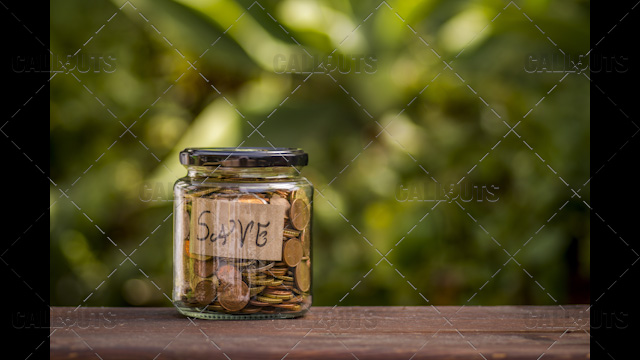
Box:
[50,306,589,359]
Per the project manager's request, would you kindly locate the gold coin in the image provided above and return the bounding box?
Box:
[249,286,266,296]
[194,280,217,305]
[250,278,274,286]
[283,238,303,267]
[263,293,293,300]
[245,262,275,273]
[194,258,216,278]
[289,188,309,203]
[238,194,267,204]
[256,295,283,304]
[283,228,301,238]
[270,279,284,286]
[300,228,310,257]
[244,273,267,280]
[265,270,287,277]
[295,261,310,292]
[219,281,249,312]
[290,198,310,230]
[186,188,217,198]
[217,264,242,285]
[274,275,294,281]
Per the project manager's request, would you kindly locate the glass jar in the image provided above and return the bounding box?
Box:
[173,148,312,319]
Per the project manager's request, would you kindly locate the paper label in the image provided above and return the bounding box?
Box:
[190,199,285,260]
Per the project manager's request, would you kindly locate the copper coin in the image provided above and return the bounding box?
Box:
[262,287,293,295]
[240,306,261,314]
[217,264,242,285]
[194,280,217,305]
[194,258,216,278]
[283,238,303,267]
[294,260,310,292]
[289,198,310,230]
[249,299,271,307]
[219,281,249,312]
[272,303,300,310]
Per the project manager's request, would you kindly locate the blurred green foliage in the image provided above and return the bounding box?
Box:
[51,0,589,307]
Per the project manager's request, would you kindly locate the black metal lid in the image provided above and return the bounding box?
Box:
[179,147,308,167]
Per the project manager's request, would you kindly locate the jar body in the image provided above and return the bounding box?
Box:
[173,167,312,319]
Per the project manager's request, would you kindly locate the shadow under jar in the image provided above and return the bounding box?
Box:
[173,148,312,319]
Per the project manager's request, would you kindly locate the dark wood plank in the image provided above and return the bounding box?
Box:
[50,306,589,359]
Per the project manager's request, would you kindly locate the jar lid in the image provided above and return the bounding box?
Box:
[180,147,308,167]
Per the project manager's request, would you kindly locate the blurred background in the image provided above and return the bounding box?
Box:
[50,0,589,307]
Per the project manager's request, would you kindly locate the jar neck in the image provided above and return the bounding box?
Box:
[186,166,301,180]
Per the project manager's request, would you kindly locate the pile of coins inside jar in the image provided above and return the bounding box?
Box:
[176,188,311,316]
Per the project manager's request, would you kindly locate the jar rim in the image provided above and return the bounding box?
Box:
[179,147,308,167]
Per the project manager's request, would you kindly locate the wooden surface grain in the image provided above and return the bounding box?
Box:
[50,306,589,359]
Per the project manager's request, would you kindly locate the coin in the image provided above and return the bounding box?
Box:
[263,293,293,300]
[274,275,294,281]
[245,262,274,273]
[249,285,266,296]
[186,188,218,198]
[238,194,267,204]
[282,238,303,267]
[240,306,261,314]
[290,198,310,230]
[282,295,304,304]
[265,268,288,277]
[244,273,267,281]
[194,258,216,278]
[217,264,242,285]
[249,299,271,307]
[300,228,310,257]
[283,228,301,238]
[219,281,249,311]
[256,295,283,304]
[250,278,275,286]
[272,303,301,311]
[289,188,309,203]
[206,303,224,311]
[295,260,310,292]
[195,280,217,305]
